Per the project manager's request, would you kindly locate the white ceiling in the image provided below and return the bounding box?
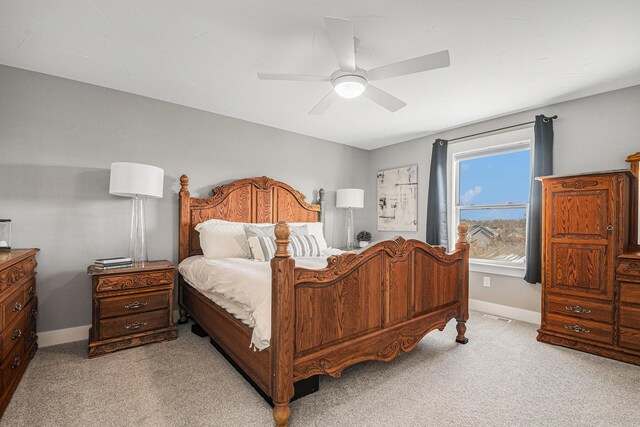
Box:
[2,1,640,150]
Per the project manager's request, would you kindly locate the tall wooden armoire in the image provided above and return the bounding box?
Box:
[537,168,640,365]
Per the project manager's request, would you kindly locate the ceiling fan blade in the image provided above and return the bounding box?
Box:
[309,91,339,115]
[363,85,406,112]
[367,50,450,81]
[324,17,357,71]
[257,72,330,82]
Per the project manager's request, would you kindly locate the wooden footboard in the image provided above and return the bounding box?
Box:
[270,222,469,426]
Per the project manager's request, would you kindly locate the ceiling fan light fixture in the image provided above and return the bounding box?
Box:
[333,75,367,99]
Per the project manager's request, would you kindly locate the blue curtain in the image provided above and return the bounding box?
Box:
[426,139,448,246]
[524,116,554,284]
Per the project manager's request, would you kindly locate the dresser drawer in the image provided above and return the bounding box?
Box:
[25,296,37,328]
[620,305,640,329]
[545,313,613,344]
[24,278,36,303]
[98,309,170,340]
[1,313,26,362]
[620,282,640,305]
[618,327,640,352]
[24,320,37,353]
[0,332,25,394]
[95,270,174,293]
[1,286,25,331]
[617,259,640,278]
[546,294,613,324]
[0,254,36,291]
[98,291,169,319]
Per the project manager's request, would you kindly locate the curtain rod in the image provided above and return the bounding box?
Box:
[446,115,557,144]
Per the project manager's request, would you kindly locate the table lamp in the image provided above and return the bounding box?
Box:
[109,162,164,263]
[336,188,364,249]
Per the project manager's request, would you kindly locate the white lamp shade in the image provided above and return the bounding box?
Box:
[109,162,164,199]
[336,188,364,209]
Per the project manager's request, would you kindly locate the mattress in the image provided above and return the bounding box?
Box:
[178,251,343,350]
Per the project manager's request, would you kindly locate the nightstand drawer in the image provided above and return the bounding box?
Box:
[98,309,170,340]
[545,313,613,344]
[99,291,169,319]
[1,313,26,362]
[95,270,174,292]
[546,294,613,324]
[1,286,26,331]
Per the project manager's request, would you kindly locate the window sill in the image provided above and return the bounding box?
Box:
[469,261,525,278]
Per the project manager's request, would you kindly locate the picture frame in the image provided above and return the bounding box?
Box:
[377,165,418,231]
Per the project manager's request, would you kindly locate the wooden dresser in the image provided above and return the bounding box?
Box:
[0,249,39,416]
[87,261,177,357]
[537,170,640,365]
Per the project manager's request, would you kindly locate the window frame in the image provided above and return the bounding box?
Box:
[447,126,534,277]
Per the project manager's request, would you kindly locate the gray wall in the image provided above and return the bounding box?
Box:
[0,65,369,332]
[366,84,640,313]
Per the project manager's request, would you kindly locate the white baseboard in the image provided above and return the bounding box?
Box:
[39,325,90,348]
[470,298,540,324]
[38,310,182,348]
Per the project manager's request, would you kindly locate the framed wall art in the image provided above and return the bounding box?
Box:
[377,165,418,231]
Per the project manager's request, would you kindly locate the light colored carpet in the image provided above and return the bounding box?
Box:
[2,311,639,426]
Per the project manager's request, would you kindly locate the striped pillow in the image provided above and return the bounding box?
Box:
[247,235,323,261]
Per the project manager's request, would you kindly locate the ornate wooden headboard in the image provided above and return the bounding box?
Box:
[179,176,325,261]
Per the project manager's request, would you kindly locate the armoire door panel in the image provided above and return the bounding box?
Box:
[549,244,611,299]
[551,191,609,239]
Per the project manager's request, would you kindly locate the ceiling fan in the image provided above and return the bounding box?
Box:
[257,17,450,114]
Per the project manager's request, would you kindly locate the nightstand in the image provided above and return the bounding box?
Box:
[87,260,177,358]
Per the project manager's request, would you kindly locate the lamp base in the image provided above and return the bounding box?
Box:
[346,207,354,250]
[129,196,148,263]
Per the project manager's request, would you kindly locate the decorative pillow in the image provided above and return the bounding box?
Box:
[244,224,307,259]
[288,222,328,251]
[248,234,323,261]
[195,219,261,259]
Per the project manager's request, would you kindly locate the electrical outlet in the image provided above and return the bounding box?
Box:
[483,276,491,287]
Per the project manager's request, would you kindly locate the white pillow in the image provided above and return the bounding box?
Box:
[195,219,270,259]
[289,222,328,251]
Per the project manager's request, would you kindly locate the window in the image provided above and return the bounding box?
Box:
[448,127,533,277]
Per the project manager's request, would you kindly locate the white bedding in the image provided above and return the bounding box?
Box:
[178,250,343,350]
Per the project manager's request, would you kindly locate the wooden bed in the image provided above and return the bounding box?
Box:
[177,175,469,426]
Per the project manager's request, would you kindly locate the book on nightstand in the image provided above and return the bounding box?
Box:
[94,257,132,269]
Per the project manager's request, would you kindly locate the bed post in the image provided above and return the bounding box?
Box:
[318,188,325,224]
[178,174,190,324]
[271,222,295,427]
[455,223,470,344]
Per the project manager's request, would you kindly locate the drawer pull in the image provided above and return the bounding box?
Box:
[12,356,21,370]
[28,286,35,296]
[29,308,38,318]
[125,321,148,330]
[12,302,22,312]
[28,331,37,342]
[12,328,22,340]
[565,305,591,314]
[124,301,148,310]
[564,324,590,334]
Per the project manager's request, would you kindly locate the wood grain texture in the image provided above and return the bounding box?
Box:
[178,176,321,261]
[545,294,613,324]
[0,249,38,416]
[88,262,177,358]
[539,169,640,366]
[177,177,469,426]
